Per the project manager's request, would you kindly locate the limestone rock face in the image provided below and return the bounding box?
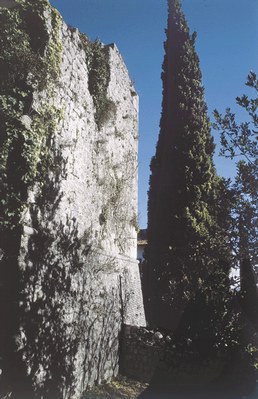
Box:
[0,1,145,397]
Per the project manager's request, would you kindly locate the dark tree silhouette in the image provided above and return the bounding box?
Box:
[144,0,229,331]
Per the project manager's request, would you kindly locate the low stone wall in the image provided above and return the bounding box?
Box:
[119,325,227,388]
[119,325,166,382]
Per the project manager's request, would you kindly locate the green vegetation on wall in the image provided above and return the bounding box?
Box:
[0,0,63,233]
[80,35,116,129]
[0,1,64,394]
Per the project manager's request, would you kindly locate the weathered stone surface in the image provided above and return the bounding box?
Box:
[1,3,145,398]
[20,115,32,130]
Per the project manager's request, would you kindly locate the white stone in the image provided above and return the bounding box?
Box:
[20,115,32,130]
[23,225,38,236]
[154,332,163,341]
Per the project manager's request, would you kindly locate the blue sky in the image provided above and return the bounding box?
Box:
[50,0,258,228]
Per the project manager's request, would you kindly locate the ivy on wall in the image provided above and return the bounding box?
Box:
[0,0,64,395]
[0,0,63,233]
[80,35,116,129]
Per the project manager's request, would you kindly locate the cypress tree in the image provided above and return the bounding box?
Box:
[144,0,225,330]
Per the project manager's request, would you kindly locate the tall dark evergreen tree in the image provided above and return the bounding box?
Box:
[144,0,229,330]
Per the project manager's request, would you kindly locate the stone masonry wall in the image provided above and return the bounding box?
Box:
[120,325,164,383]
[120,326,226,388]
[0,1,145,398]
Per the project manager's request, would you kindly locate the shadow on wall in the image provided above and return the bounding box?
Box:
[1,136,125,398]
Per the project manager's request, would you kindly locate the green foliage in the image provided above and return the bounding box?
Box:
[47,8,63,81]
[176,263,241,356]
[0,0,63,233]
[0,2,65,395]
[0,9,43,91]
[213,72,258,384]
[81,37,116,128]
[240,258,258,329]
[145,0,228,333]
[214,72,257,172]
[213,72,257,268]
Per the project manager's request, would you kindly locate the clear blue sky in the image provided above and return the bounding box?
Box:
[50,0,258,228]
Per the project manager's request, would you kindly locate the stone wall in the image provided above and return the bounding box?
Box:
[119,325,165,383]
[120,325,227,389]
[0,1,145,398]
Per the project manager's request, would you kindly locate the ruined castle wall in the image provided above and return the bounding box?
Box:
[0,2,145,397]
